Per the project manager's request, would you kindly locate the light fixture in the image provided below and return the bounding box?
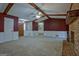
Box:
[19,18,29,23]
[36,15,41,19]
[35,12,43,19]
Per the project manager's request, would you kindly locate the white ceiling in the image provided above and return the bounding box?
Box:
[0,3,71,21]
[36,3,71,14]
[35,3,71,21]
[8,3,39,21]
[0,3,8,12]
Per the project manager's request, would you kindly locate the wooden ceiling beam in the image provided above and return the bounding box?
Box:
[33,13,67,21]
[3,3,14,14]
[31,13,67,22]
[69,3,73,10]
[40,13,67,18]
[29,3,51,19]
[47,13,67,16]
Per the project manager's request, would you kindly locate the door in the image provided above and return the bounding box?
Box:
[18,23,24,37]
[71,31,74,44]
[4,17,14,42]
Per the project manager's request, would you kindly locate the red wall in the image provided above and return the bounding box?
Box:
[44,18,67,31]
[0,13,18,32]
[32,21,38,31]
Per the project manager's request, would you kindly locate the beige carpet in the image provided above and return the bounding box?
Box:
[0,36,63,56]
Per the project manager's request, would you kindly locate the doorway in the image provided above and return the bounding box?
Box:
[71,31,75,44]
[18,23,24,37]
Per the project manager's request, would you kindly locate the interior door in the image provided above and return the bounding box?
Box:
[4,17,14,42]
[71,31,74,44]
[19,23,24,37]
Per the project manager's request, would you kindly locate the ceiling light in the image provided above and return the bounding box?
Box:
[19,19,29,21]
[38,12,43,16]
[36,15,41,19]
[19,18,29,23]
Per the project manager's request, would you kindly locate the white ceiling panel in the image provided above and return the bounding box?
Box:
[36,3,71,14]
[7,3,71,21]
[8,3,38,21]
[0,3,8,12]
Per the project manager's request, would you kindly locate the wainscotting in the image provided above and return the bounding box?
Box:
[24,31,67,39]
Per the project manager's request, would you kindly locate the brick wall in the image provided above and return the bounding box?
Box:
[69,17,79,55]
[69,3,79,55]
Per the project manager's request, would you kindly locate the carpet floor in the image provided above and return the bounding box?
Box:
[0,36,63,56]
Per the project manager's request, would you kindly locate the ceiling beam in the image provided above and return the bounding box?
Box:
[39,13,67,18]
[42,14,67,17]
[29,3,51,19]
[33,13,66,21]
[3,3,14,14]
[69,3,73,10]
[47,13,67,16]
